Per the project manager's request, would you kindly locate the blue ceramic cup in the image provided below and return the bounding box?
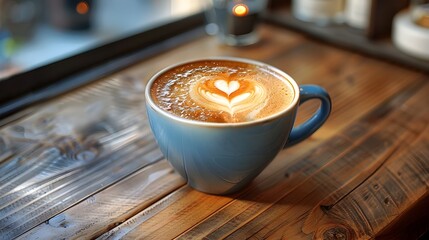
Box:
[145,57,331,195]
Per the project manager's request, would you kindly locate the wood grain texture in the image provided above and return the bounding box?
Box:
[0,77,164,239]
[4,24,429,239]
[19,160,185,240]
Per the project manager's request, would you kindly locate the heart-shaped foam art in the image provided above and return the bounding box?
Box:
[189,74,268,116]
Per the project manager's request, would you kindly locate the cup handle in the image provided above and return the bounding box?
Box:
[284,85,332,147]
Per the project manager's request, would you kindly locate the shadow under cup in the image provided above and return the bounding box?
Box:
[145,57,331,195]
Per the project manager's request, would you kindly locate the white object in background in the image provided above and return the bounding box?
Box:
[345,0,372,29]
[292,0,344,25]
[393,11,429,61]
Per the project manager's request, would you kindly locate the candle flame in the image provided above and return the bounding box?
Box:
[232,4,249,17]
[76,1,89,15]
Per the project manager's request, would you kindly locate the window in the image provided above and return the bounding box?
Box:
[0,0,205,80]
[0,0,206,117]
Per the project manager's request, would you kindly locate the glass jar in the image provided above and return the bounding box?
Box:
[345,0,371,29]
[292,0,344,25]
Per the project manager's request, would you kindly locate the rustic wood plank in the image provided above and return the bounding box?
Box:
[0,77,165,239]
[262,31,428,142]
[105,24,426,145]
[99,43,428,240]
[300,83,429,239]
[190,84,428,239]
[99,187,237,240]
[10,23,306,240]
[12,24,429,239]
[304,125,429,240]
[251,84,429,239]
[11,23,306,240]
[213,86,428,240]
[257,81,428,239]
[220,139,416,239]
[18,160,185,240]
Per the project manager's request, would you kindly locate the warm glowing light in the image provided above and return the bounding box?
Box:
[76,1,89,15]
[232,4,249,17]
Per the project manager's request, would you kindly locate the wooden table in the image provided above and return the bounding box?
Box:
[0,24,428,240]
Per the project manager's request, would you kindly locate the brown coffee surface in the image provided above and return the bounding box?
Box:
[150,60,294,123]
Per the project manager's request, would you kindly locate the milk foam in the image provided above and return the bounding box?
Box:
[189,77,268,116]
[151,60,294,123]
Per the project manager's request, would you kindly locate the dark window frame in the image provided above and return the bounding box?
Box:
[0,12,205,119]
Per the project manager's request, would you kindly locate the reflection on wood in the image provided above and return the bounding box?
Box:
[0,77,163,239]
[19,160,184,240]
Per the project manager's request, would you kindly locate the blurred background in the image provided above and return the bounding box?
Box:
[1,0,428,83]
[0,0,205,79]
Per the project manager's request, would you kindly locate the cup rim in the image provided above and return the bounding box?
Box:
[145,57,300,127]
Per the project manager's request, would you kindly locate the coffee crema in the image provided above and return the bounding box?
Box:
[150,60,294,123]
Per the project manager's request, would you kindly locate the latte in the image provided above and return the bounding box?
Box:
[150,60,294,123]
